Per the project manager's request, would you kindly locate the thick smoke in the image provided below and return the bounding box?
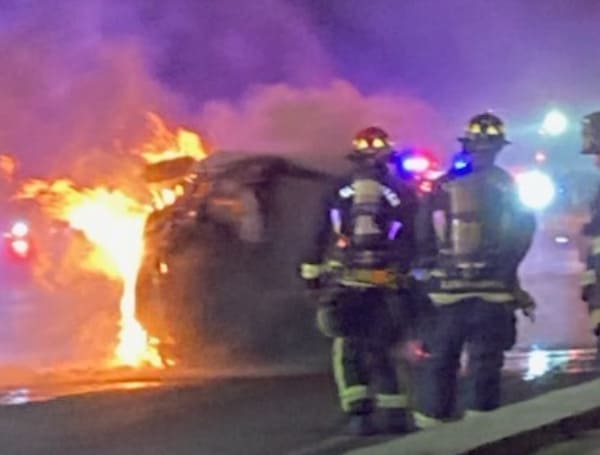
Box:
[0,0,448,177]
[100,0,333,102]
[197,80,447,172]
[3,0,600,173]
[0,13,154,182]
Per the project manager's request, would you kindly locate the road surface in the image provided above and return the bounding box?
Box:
[0,349,597,455]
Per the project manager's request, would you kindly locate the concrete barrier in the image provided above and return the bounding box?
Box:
[347,377,600,455]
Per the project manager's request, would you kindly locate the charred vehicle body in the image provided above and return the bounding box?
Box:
[136,153,337,366]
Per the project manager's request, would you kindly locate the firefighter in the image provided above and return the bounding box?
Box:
[579,112,600,357]
[300,127,419,435]
[414,113,536,425]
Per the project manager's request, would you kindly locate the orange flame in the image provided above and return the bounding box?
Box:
[139,113,209,164]
[17,179,163,367]
[15,114,211,369]
[150,184,186,211]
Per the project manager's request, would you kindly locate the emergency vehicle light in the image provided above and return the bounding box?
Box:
[401,156,430,173]
[516,170,556,210]
[540,109,568,137]
[10,221,29,238]
[454,159,469,170]
[10,239,30,258]
[451,152,472,174]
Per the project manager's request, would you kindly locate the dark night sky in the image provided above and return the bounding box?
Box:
[302,0,600,112]
[1,0,599,173]
[120,0,600,116]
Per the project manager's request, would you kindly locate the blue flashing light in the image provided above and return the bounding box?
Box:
[451,151,472,175]
[454,158,469,170]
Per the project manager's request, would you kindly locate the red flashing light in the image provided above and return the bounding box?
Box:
[419,180,434,193]
[10,239,30,258]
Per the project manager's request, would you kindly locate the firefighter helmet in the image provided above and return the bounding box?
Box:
[352,126,392,156]
[459,113,510,152]
[582,112,600,155]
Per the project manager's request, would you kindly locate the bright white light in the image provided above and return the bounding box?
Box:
[11,239,29,257]
[524,348,550,381]
[516,170,556,210]
[540,109,568,136]
[402,156,430,173]
[554,235,569,244]
[10,221,29,238]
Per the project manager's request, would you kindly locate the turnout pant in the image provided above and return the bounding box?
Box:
[317,287,412,415]
[418,298,516,419]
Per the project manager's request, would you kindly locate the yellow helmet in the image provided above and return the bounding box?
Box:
[459,113,510,151]
[352,126,392,155]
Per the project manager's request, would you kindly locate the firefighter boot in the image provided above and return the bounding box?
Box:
[381,408,415,434]
[344,413,377,436]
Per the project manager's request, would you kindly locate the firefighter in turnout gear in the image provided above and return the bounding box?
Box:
[579,112,600,357]
[414,113,536,425]
[301,127,419,435]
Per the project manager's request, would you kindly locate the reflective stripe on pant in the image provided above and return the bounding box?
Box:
[428,292,514,305]
[418,298,515,419]
[325,288,412,415]
[333,338,371,413]
[581,269,597,287]
[332,337,407,414]
[376,393,408,409]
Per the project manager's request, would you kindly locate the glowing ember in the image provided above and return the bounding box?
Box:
[139,113,208,164]
[150,185,185,211]
[17,179,163,367]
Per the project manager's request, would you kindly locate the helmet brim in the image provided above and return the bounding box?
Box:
[457,137,511,145]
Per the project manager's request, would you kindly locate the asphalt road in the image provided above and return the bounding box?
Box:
[0,351,597,455]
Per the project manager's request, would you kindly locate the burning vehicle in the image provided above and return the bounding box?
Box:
[135,152,335,366]
[12,116,212,368]
[9,114,337,369]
